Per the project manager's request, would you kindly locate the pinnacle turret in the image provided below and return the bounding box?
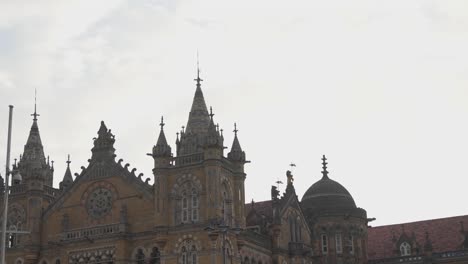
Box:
[228,123,246,162]
[152,116,172,157]
[60,155,74,190]
[205,107,223,148]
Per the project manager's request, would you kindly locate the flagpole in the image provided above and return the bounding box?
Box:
[1,105,13,264]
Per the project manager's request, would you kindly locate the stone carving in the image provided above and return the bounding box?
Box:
[69,247,115,264]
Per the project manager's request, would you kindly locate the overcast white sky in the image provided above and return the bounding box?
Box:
[0,0,467,226]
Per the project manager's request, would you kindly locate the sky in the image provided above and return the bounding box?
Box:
[0,0,467,226]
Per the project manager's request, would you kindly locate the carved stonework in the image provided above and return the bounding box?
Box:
[69,247,115,264]
[81,181,118,220]
[86,187,113,218]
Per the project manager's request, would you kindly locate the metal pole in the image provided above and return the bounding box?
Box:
[1,105,13,264]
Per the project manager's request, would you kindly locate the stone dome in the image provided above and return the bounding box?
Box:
[301,156,356,213]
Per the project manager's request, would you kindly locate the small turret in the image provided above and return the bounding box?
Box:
[227,123,246,163]
[150,117,172,168]
[59,155,74,190]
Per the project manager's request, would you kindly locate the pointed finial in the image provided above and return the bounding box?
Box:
[220,129,224,136]
[47,155,50,165]
[181,126,185,133]
[194,52,203,86]
[209,106,214,120]
[176,132,179,140]
[216,123,220,132]
[31,89,40,121]
[51,160,55,169]
[159,116,165,130]
[66,154,71,167]
[233,123,238,136]
[14,158,17,166]
[321,155,329,178]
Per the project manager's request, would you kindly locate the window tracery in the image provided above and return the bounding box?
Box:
[400,242,411,256]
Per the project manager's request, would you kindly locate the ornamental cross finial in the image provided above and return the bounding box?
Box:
[194,52,203,86]
[66,154,71,167]
[321,155,329,178]
[31,89,40,121]
[160,116,165,130]
[233,123,238,136]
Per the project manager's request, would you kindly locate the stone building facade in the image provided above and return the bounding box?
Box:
[1,70,465,264]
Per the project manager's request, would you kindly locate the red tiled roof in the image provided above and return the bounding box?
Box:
[368,215,468,260]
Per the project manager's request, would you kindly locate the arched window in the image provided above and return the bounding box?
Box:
[179,186,200,224]
[348,235,354,254]
[244,257,250,264]
[136,248,145,264]
[182,191,189,222]
[296,216,302,241]
[149,247,161,264]
[335,233,343,253]
[55,260,61,264]
[321,234,328,254]
[400,242,411,256]
[190,245,197,264]
[181,246,188,264]
[191,188,199,222]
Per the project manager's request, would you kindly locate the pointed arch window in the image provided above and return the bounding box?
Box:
[400,242,411,256]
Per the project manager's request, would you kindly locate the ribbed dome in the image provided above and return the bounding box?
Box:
[301,176,356,212]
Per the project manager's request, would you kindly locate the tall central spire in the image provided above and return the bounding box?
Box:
[22,91,45,166]
[185,58,210,136]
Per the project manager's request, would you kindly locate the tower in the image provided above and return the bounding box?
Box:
[149,66,248,263]
[6,100,56,261]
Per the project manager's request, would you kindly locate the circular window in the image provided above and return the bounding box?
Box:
[87,187,113,218]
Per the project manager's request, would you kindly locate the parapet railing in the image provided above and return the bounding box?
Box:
[174,152,204,166]
[61,223,126,242]
[44,185,59,197]
[9,184,27,195]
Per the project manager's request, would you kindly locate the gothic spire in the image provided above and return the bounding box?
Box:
[152,116,172,157]
[228,123,246,162]
[60,154,73,190]
[185,59,210,135]
[22,92,46,167]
